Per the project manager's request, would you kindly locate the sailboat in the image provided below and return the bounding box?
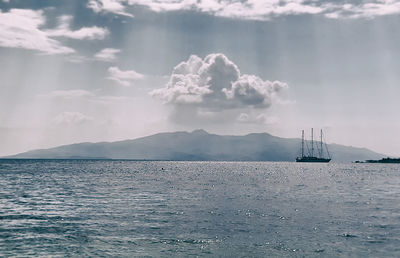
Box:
[296,128,331,163]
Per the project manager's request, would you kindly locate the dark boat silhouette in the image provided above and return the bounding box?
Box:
[296,128,331,163]
[365,157,400,163]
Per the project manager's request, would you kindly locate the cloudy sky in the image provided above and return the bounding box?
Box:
[1,0,400,156]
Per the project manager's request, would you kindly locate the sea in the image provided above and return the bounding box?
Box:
[0,160,399,257]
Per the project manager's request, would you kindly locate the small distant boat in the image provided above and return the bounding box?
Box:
[365,157,400,163]
[296,129,331,163]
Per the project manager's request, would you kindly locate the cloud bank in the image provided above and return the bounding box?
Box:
[151,53,288,124]
[87,0,400,20]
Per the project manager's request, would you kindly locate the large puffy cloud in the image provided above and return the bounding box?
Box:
[0,9,108,55]
[151,53,288,124]
[87,0,400,20]
[152,53,287,109]
[223,74,287,108]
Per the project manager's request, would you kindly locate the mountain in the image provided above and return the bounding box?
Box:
[6,129,384,162]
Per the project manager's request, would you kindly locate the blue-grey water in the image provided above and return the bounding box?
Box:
[0,160,399,257]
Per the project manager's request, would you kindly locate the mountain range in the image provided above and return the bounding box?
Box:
[6,130,385,162]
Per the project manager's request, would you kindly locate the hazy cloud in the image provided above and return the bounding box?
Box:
[107,66,145,86]
[53,112,93,125]
[151,53,288,124]
[237,113,278,125]
[37,89,136,105]
[86,0,400,20]
[38,90,95,100]
[94,48,121,61]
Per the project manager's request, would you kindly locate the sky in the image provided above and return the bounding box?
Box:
[1,0,400,156]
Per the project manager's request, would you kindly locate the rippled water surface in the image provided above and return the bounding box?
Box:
[0,160,399,257]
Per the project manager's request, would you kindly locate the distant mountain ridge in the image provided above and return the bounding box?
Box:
[6,130,384,162]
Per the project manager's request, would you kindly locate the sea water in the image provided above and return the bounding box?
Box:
[0,160,399,257]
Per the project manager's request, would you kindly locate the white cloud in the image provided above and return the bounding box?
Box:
[324,1,400,19]
[87,0,400,20]
[94,48,121,61]
[214,1,325,20]
[53,112,93,125]
[107,66,145,86]
[223,74,287,108]
[151,53,288,124]
[45,15,109,40]
[88,0,325,19]
[0,9,109,55]
[88,0,134,17]
[0,9,74,54]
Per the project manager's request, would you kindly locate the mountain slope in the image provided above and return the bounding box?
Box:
[7,130,384,162]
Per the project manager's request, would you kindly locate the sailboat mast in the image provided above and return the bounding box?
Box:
[311,128,314,157]
[301,130,304,157]
[320,129,323,158]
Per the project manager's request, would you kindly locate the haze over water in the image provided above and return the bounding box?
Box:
[1,160,399,256]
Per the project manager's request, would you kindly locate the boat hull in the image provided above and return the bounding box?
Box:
[365,158,400,163]
[296,157,331,163]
